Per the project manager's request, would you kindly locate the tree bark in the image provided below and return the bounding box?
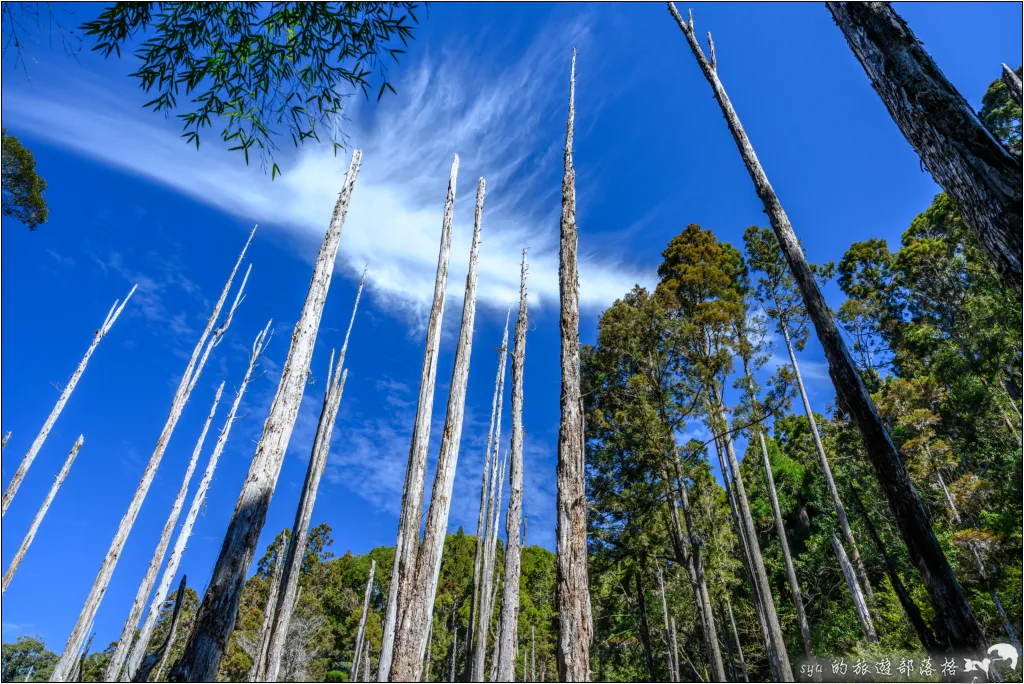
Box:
[154,605,188,683]
[2,435,83,594]
[2,285,134,518]
[670,617,680,684]
[726,597,750,683]
[831,535,878,643]
[1002,64,1023,106]
[450,627,459,683]
[631,571,657,681]
[495,251,528,683]
[555,47,592,683]
[107,383,224,681]
[531,626,536,682]
[126,322,272,680]
[424,622,433,683]
[380,155,459,682]
[52,231,253,683]
[667,2,988,654]
[827,2,1022,294]
[391,177,484,682]
[656,567,677,682]
[353,560,377,683]
[364,644,372,682]
[250,537,289,682]
[173,152,362,682]
[133,574,187,684]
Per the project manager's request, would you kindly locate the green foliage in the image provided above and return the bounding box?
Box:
[81,2,421,176]
[1,635,58,682]
[1,128,48,229]
[980,65,1023,157]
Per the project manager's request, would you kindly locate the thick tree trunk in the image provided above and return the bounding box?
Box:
[827,2,1022,293]
[107,383,225,681]
[353,560,377,683]
[126,322,272,680]
[424,622,433,683]
[1002,64,1023,106]
[2,285,134,518]
[173,152,362,682]
[831,535,878,643]
[555,47,592,683]
[133,575,187,684]
[52,232,253,683]
[495,251,528,683]
[726,597,750,683]
[2,435,83,594]
[380,155,459,682]
[250,537,289,682]
[391,178,485,682]
[632,572,657,681]
[656,567,677,682]
[667,3,987,653]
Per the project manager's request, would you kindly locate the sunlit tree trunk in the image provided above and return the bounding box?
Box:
[831,535,878,643]
[1003,64,1023,105]
[380,156,459,682]
[173,153,362,682]
[133,574,187,684]
[478,450,508,680]
[250,537,289,682]
[353,560,377,683]
[2,285,134,518]
[1,435,83,594]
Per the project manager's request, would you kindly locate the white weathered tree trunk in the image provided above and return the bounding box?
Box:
[2,432,10,451]
[379,156,459,682]
[555,47,592,683]
[666,3,987,654]
[1002,63,1023,106]
[2,435,83,595]
[391,178,485,682]
[173,152,362,682]
[726,597,749,682]
[135,574,188,684]
[495,251,528,683]
[531,626,536,682]
[484,451,509,655]
[125,322,272,681]
[153,608,185,683]
[450,627,459,683]
[51,231,253,683]
[2,285,134,518]
[670,617,680,684]
[352,560,377,683]
[250,537,289,682]
[656,567,676,683]
[827,2,1022,294]
[107,383,225,681]
[831,535,878,643]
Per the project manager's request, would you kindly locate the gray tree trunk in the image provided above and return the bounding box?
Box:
[133,574,187,684]
[2,432,11,451]
[153,609,186,683]
[126,322,272,681]
[450,627,458,683]
[670,617,680,684]
[656,567,677,682]
[2,435,83,594]
[555,47,592,683]
[173,152,362,682]
[380,156,459,682]
[1002,64,1023,106]
[726,597,749,682]
[353,560,377,683]
[531,627,535,682]
[52,231,253,683]
[424,622,433,683]
[827,2,1022,294]
[667,2,988,654]
[2,286,134,518]
[391,178,484,682]
[477,449,508,681]
[250,537,289,682]
[364,644,372,682]
[831,535,878,643]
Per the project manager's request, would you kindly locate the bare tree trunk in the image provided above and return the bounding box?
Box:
[2,285,134,518]
[667,3,988,654]
[250,537,289,682]
[391,178,485,681]
[2,435,83,594]
[670,618,680,684]
[173,152,362,682]
[477,450,508,680]
[656,567,677,682]
[495,251,528,683]
[831,535,878,643]
[365,644,372,682]
[126,322,272,680]
[134,575,188,684]
[531,627,535,683]
[488,574,503,683]
[107,383,225,681]
[1002,64,1023,106]
[52,231,253,683]
[380,156,459,682]
[2,432,10,451]
[555,47,592,683]
[353,560,377,682]
[450,627,458,683]
[153,610,186,684]
[726,597,749,683]
[827,2,1022,293]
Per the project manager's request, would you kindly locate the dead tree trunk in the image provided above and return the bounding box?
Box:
[831,535,878,643]
[353,560,377,682]
[424,622,433,683]
[827,2,1022,294]
[670,617,680,684]
[726,597,749,683]
[2,285,134,518]
[555,47,592,683]
[391,177,484,682]
[1002,64,1023,106]
[495,250,528,683]
[250,537,289,682]
[667,3,988,654]
[531,626,536,682]
[126,322,272,680]
[380,156,459,682]
[154,601,189,683]
[2,432,10,451]
[450,627,459,683]
[133,574,188,684]
[108,383,224,681]
[656,567,677,682]
[364,644,372,682]
[52,231,253,683]
[173,152,362,682]
[2,435,83,594]
[486,453,509,650]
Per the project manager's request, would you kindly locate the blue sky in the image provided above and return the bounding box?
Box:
[2,1,1020,652]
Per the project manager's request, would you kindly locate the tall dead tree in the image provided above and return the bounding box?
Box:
[391,177,484,681]
[173,151,362,681]
[1002,64,1023,105]
[832,536,878,643]
[467,311,511,680]
[827,2,1022,294]
[52,231,253,683]
[484,451,509,653]
[250,537,289,682]
[126,322,273,680]
[450,628,458,682]
[2,435,83,594]
[555,47,592,682]
[726,597,749,682]
[2,285,134,518]
[108,383,224,681]
[265,362,350,682]
[379,156,459,682]
[495,250,528,682]
[666,3,987,654]
[352,560,377,682]
[134,574,188,684]
[656,567,677,682]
